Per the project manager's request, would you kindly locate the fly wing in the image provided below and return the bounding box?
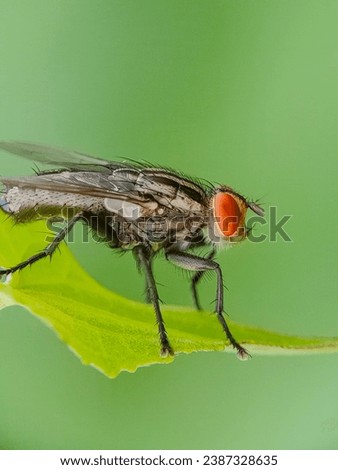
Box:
[0,142,208,214]
[2,167,208,214]
[1,170,158,220]
[1,171,148,204]
[0,141,109,168]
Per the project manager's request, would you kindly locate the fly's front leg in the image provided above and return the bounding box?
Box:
[133,245,174,357]
[166,250,250,360]
[191,249,216,310]
[0,213,83,277]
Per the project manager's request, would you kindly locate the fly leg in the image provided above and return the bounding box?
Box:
[144,258,153,304]
[133,247,152,304]
[0,213,83,277]
[166,250,250,360]
[145,285,152,304]
[191,249,216,310]
[133,245,174,357]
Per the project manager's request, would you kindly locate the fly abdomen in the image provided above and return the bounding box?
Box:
[1,186,105,222]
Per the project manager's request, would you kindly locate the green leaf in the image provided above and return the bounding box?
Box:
[0,212,337,378]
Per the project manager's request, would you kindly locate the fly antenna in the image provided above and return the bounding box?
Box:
[248,201,265,217]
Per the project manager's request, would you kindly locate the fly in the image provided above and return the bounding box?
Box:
[0,141,264,360]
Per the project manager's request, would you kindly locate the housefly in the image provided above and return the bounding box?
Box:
[0,141,264,360]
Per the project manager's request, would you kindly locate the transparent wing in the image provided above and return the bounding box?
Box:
[1,168,207,214]
[0,142,208,213]
[1,172,148,203]
[0,141,109,167]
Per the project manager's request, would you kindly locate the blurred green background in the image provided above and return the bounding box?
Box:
[0,0,337,450]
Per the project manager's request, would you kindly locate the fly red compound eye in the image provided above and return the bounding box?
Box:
[213,192,244,237]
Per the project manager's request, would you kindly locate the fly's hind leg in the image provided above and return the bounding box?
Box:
[143,258,153,304]
[133,245,174,357]
[166,250,250,360]
[0,213,83,277]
